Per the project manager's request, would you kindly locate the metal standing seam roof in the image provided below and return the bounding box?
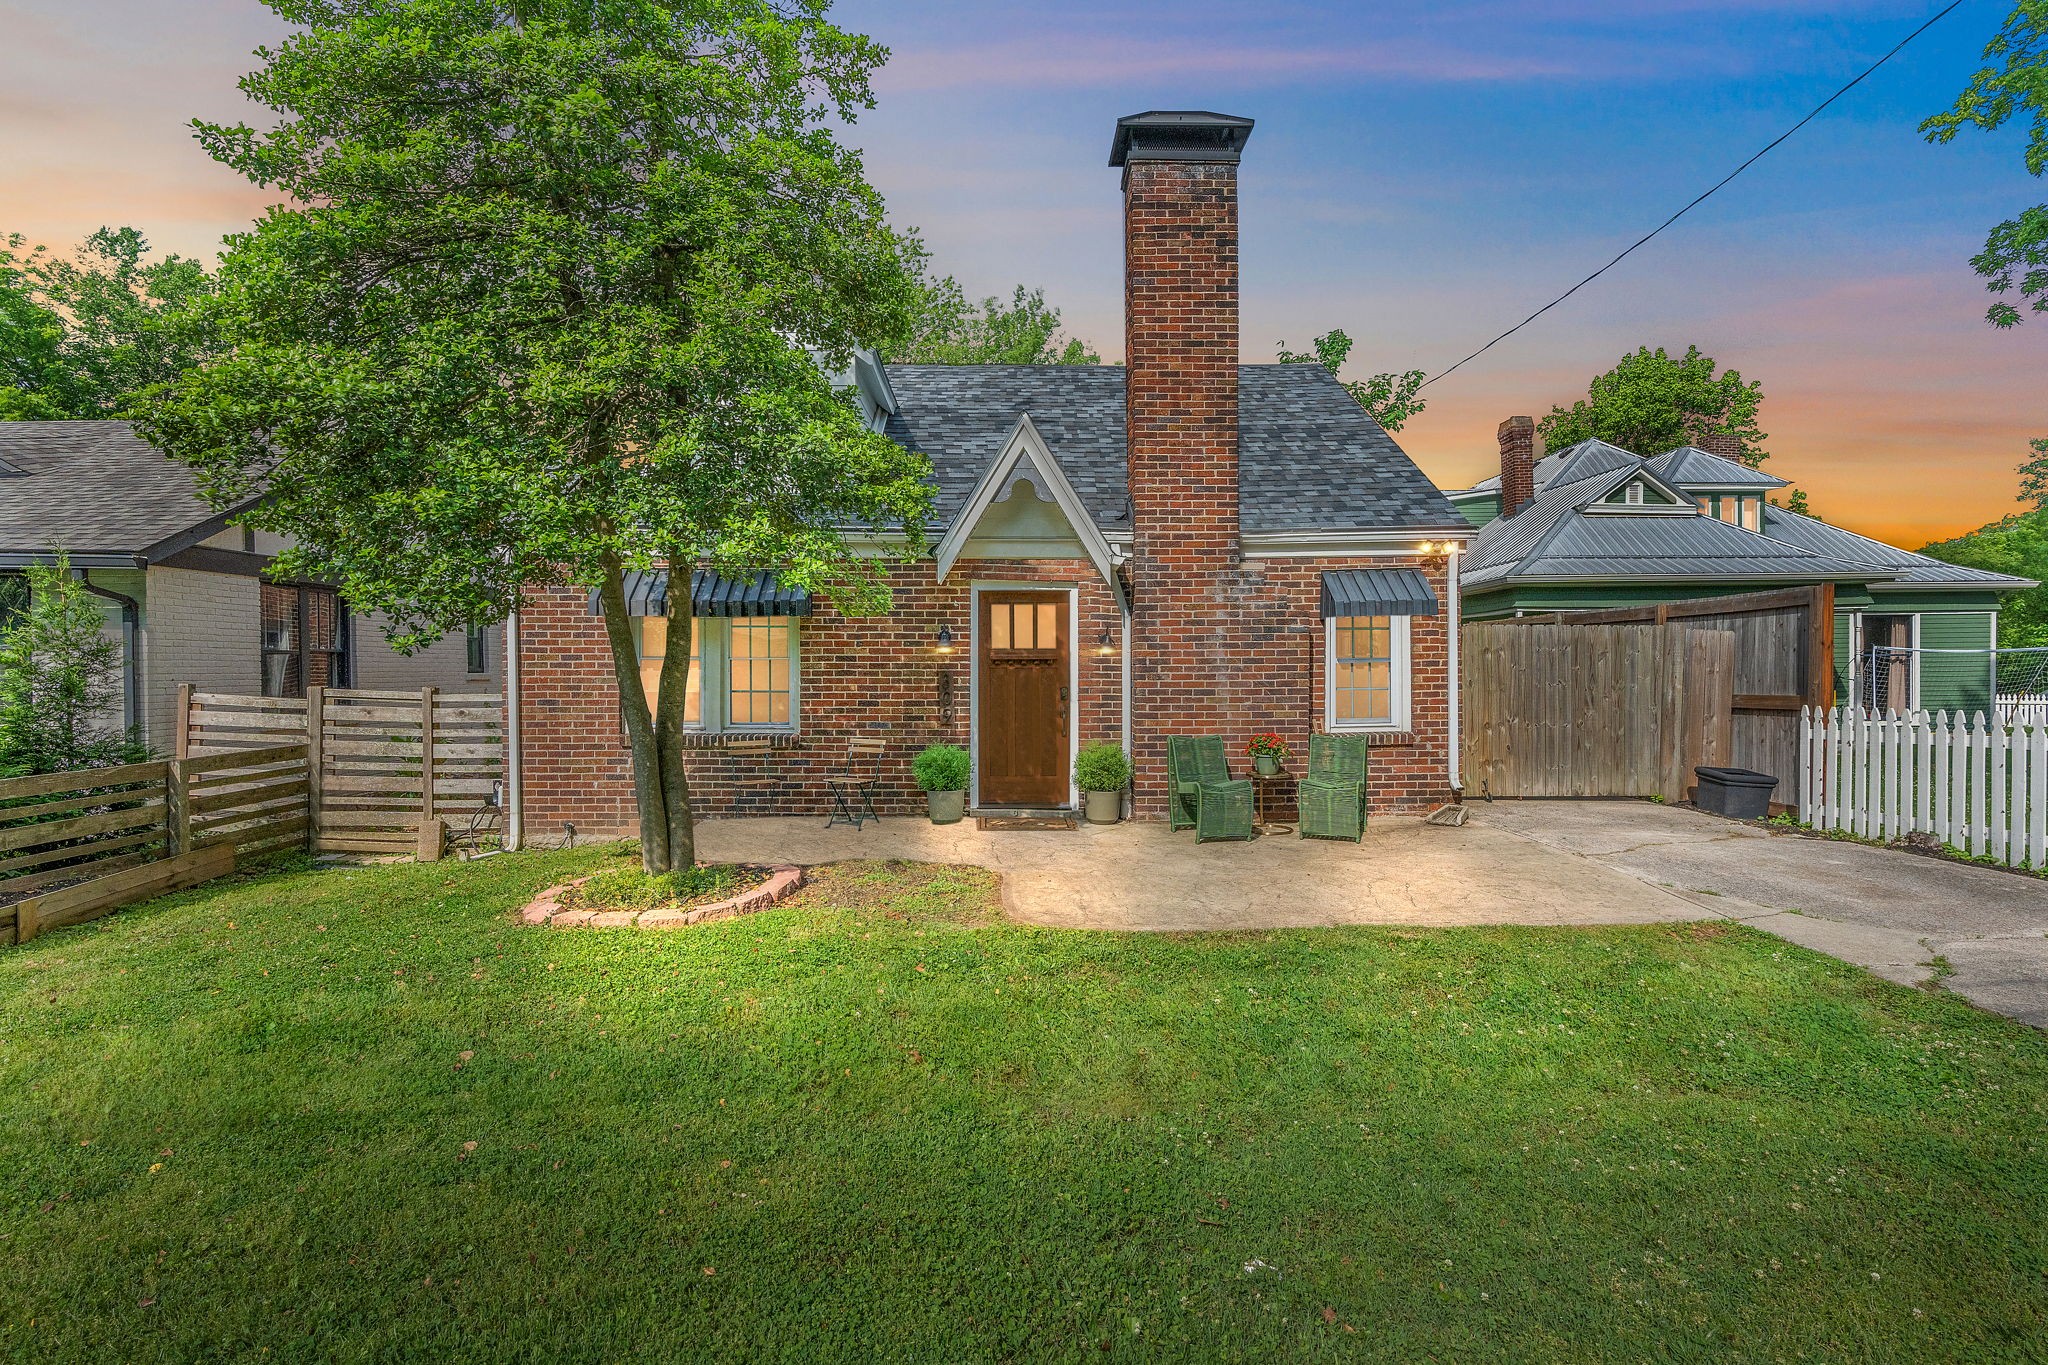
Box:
[1320,568,1439,617]
[590,570,813,618]
[1644,446,1789,489]
[880,363,1469,536]
[1758,506,2036,588]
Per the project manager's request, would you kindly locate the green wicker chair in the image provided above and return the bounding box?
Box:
[1194,778,1256,843]
[1165,736,1230,832]
[1298,733,1369,842]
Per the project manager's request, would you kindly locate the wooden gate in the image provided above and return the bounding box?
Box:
[1462,622,1735,800]
[1514,587,1835,805]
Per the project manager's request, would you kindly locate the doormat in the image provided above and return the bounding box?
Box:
[976,814,1076,832]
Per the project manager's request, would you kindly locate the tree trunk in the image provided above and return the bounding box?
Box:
[652,547,696,871]
[596,554,680,874]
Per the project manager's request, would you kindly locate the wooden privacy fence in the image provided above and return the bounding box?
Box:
[1462,621,1736,801]
[0,745,308,946]
[1516,587,1834,806]
[182,685,504,857]
[1799,708,2047,870]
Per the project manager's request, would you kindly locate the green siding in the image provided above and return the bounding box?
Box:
[1450,492,1500,528]
[1463,580,1858,622]
[1832,605,2000,716]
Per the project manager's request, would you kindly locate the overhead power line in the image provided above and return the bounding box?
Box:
[1418,0,1970,390]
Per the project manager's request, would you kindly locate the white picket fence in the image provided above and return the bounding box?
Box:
[1798,707,2048,870]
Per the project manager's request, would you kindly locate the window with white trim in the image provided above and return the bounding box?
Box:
[1701,492,1762,531]
[1326,615,1411,732]
[631,615,796,732]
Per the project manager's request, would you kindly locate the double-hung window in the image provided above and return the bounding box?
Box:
[1326,615,1411,732]
[631,615,797,732]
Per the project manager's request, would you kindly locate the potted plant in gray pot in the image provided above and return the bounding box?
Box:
[911,743,970,824]
[1073,740,1131,825]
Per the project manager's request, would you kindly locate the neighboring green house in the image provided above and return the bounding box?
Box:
[1450,436,2035,716]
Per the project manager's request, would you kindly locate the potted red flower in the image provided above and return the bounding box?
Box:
[1245,733,1290,777]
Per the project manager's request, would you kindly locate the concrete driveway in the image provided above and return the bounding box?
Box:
[692,800,2048,1026]
[1477,801,2048,1028]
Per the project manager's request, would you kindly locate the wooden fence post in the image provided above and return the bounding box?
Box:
[175,683,193,761]
[305,684,325,854]
[416,686,441,862]
[166,758,192,859]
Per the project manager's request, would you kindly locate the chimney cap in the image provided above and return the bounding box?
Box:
[1110,111,1255,167]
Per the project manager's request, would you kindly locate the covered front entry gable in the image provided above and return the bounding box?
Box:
[933,414,1127,612]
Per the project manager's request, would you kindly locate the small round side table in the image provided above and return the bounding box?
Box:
[1250,770,1295,836]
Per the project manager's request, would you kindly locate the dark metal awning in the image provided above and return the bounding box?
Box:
[1320,568,1438,619]
[587,570,812,619]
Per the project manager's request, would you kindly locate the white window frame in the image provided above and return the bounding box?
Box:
[1324,614,1413,733]
[635,615,801,734]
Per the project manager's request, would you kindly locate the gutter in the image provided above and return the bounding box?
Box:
[76,571,143,739]
[504,608,523,851]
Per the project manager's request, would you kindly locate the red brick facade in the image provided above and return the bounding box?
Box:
[509,112,1458,838]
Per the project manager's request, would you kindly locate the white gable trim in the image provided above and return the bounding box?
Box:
[933,414,1126,612]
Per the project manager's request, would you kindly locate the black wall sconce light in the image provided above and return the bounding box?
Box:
[1094,627,1116,656]
[935,624,956,654]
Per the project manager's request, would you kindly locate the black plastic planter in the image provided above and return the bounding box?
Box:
[1693,766,1779,820]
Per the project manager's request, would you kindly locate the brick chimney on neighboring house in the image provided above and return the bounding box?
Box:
[1696,430,1746,461]
[1112,110,1255,811]
[1498,416,1536,518]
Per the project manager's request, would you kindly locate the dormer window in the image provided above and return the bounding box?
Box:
[1599,479,1679,507]
[1702,493,1762,531]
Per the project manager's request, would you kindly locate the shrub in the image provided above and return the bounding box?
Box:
[0,554,149,777]
[910,743,969,792]
[1073,741,1131,792]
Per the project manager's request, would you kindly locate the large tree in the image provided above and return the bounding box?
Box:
[0,228,214,418]
[1922,2,2048,328]
[138,0,932,874]
[1539,344,1766,465]
[1275,329,1427,433]
[897,275,1100,364]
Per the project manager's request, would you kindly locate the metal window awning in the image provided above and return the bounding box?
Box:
[1320,568,1438,618]
[587,570,812,619]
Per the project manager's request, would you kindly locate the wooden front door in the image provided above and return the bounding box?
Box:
[978,591,1070,806]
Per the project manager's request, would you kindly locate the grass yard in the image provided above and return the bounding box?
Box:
[3,849,2047,1362]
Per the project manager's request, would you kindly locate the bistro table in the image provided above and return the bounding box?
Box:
[1250,769,1295,836]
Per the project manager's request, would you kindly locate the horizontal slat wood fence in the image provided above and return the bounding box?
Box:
[1799,708,2048,870]
[1462,621,1736,801]
[183,684,504,856]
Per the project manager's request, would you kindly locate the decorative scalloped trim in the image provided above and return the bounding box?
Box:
[517,865,805,929]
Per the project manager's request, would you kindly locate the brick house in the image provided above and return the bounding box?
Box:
[507,112,1472,838]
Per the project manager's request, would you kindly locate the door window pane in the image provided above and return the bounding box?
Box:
[990,603,1012,650]
[1036,602,1057,649]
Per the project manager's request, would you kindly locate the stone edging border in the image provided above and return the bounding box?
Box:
[517,865,805,930]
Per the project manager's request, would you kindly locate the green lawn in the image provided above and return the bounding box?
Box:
[3,849,2047,1362]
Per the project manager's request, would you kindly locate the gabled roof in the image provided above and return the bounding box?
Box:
[881,363,1467,537]
[1463,458,1880,589]
[1645,446,1789,489]
[932,414,1126,610]
[0,421,251,563]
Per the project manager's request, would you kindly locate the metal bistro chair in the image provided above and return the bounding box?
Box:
[1165,735,1231,833]
[1298,733,1369,842]
[825,735,888,830]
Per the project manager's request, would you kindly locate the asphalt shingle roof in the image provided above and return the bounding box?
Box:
[0,421,233,557]
[881,363,1466,535]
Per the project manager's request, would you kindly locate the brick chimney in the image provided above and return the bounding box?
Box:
[1498,416,1535,518]
[1696,430,1746,461]
[1113,109,1254,810]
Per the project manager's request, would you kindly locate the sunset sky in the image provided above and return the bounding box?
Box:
[3,0,2042,545]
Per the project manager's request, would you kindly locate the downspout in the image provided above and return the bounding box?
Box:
[78,570,143,740]
[1445,545,1462,796]
[1120,597,1134,818]
[504,609,523,850]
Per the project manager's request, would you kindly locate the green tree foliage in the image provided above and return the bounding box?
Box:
[0,557,143,776]
[1920,511,2048,648]
[898,277,1099,364]
[1539,345,1766,464]
[1772,488,1824,522]
[2019,434,2048,510]
[0,228,214,418]
[137,0,932,874]
[1922,2,2048,327]
[1275,329,1427,433]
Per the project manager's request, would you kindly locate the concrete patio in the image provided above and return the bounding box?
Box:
[693,807,1704,932]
